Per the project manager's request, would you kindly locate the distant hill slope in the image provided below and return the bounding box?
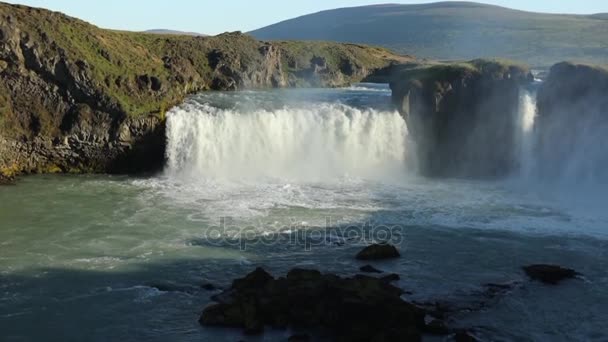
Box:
[144,29,207,36]
[251,1,608,66]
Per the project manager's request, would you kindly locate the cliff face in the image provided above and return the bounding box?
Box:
[390,59,533,178]
[535,62,608,178]
[0,3,407,177]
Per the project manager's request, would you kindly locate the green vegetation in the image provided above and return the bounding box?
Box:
[391,58,530,84]
[276,41,408,72]
[251,2,608,67]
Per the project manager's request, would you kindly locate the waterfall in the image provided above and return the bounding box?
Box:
[165,101,414,182]
[516,88,538,179]
[514,83,608,213]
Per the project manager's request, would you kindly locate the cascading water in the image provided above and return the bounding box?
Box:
[165,98,414,182]
[516,83,608,187]
[515,87,538,179]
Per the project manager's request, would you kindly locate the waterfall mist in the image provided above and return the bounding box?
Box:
[515,83,608,214]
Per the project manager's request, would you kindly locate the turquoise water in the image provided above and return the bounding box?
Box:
[1,86,607,341]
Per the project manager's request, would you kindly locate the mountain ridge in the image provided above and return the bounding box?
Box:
[144,29,207,36]
[250,1,608,66]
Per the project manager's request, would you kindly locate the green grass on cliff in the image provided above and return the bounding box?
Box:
[392,58,530,84]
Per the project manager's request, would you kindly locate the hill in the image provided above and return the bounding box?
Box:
[250,1,608,67]
[144,29,207,36]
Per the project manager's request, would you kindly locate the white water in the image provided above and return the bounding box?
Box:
[514,86,608,217]
[516,89,537,179]
[166,102,414,182]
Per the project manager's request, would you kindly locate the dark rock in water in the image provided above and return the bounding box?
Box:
[355,243,400,260]
[149,281,200,294]
[201,283,219,291]
[0,173,15,185]
[424,319,450,335]
[523,264,580,285]
[453,330,479,342]
[288,333,311,342]
[199,267,425,341]
[359,265,383,273]
[390,59,533,178]
[233,267,274,290]
[482,281,522,299]
[380,273,401,283]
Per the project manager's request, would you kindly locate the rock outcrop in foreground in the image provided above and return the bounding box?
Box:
[0,3,408,177]
[355,243,400,260]
[390,59,532,178]
[199,268,425,341]
[522,264,580,285]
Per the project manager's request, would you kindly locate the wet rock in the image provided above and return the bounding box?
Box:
[201,283,219,291]
[482,281,521,298]
[288,333,311,342]
[424,318,450,335]
[453,330,479,342]
[148,281,199,294]
[535,62,608,179]
[380,273,401,283]
[355,243,400,260]
[200,267,425,341]
[232,267,273,289]
[359,265,383,273]
[0,173,15,185]
[390,59,533,178]
[523,264,580,285]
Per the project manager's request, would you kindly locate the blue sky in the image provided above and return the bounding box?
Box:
[5,0,608,35]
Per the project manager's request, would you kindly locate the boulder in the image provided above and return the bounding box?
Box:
[288,334,311,342]
[199,267,425,341]
[454,331,479,342]
[0,173,15,185]
[355,243,400,260]
[201,282,219,291]
[359,265,383,273]
[380,273,401,283]
[424,319,450,335]
[522,264,580,285]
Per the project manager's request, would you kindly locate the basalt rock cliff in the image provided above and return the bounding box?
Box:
[535,62,608,178]
[390,59,533,178]
[0,3,409,177]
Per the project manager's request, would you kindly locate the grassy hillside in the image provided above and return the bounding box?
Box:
[144,29,207,36]
[250,2,608,67]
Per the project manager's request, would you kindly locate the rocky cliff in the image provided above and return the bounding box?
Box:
[535,62,608,178]
[0,3,408,177]
[390,59,533,178]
